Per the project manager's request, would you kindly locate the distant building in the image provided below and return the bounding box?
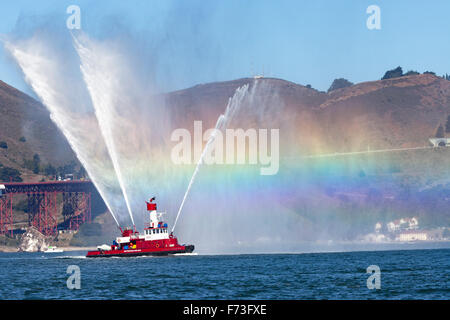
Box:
[387,217,419,232]
[387,221,399,232]
[408,217,419,230]
[429,138,450,147]
[396,230,428,242]
[374,222,382,233]
[387,219,404,232]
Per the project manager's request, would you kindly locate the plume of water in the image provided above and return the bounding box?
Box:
[73,35,135,225]
[3,33,130,226]
[172,80,313,253]
[72,33,173,228]
[172,84,250,232]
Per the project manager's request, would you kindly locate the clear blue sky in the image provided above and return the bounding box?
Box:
[1,0,450,95]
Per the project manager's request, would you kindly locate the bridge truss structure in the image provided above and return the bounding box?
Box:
[0,181,94,237]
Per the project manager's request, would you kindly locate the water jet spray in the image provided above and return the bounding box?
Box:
[73,35,136,225]
[172,84,250,233]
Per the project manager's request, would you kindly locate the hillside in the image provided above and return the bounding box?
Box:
[2,73,448,178]
[166,74,450,155]
[0,80,77,181]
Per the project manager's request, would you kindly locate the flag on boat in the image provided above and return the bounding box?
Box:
[147,197,157,211]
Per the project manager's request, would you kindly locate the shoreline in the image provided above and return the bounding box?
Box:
[1,241,449,254]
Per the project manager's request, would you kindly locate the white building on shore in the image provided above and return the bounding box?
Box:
[386,217,419,232]
[429,138,450,147]
[396,230,428,242]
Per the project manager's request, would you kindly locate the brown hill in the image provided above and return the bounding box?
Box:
[0,80,76,178]
[316,74,450,152]
[166,74,450,155]
[2,73,449,175]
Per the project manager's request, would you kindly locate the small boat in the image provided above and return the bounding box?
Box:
[86,197,195,258]
[44,246,64,253]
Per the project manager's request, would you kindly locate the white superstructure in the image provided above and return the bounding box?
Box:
[143,209,169,240]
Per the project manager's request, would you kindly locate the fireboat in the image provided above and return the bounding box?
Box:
[86,197,194,258]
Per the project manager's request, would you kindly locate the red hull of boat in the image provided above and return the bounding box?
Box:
[86,244,194,258]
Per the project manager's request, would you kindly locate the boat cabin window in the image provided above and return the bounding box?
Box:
[144,229,171,236]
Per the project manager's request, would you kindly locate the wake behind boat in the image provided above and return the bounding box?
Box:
[86,198,194,258]
[43,246,64,253]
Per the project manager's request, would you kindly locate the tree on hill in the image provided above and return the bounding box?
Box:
[54,160,78,179]
[328,78,354,93]
[404,70,420,76]
[32,154,40,174]
[0,166,22,182]
[43,163,57,176]
[22,154,41,174]
[381,66,403,80]
[446,115,450,133]
[76,166,87,179]
[423,71,436,76]
[435,124,445,138]
[0,141,7,149]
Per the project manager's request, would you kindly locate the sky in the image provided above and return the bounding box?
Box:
[1,0,450,95]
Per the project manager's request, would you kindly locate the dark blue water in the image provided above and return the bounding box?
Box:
[0,249,448,299]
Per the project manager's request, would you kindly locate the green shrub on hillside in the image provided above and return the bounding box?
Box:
[43,163,56,176]
[381,66,403,80]
[328,78,354,92]
[404,70,419,76]
[19,136,26,142]
[22,154,41,174]
[0,166,22,182]
[0,141,7,149]
[32,154,40,174]
[56,161,77,177]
